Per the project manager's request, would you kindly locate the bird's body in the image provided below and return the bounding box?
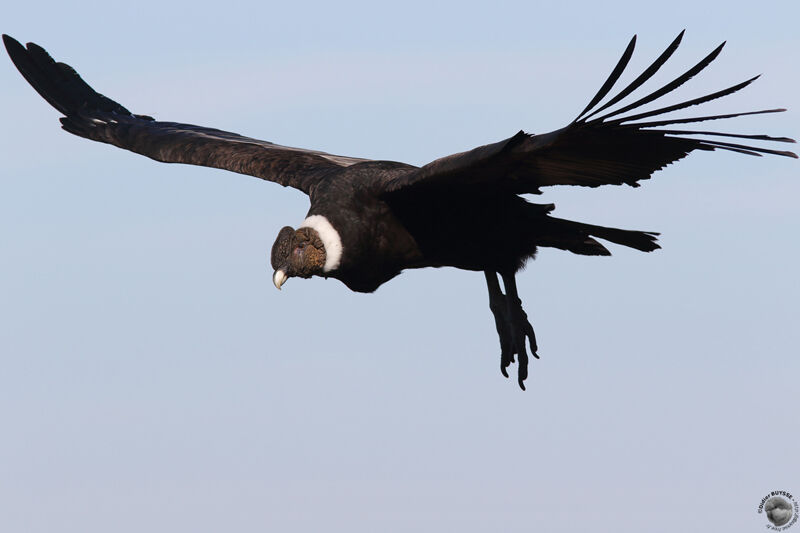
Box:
[280,158,650,293]
[4,32,795,389]
[304,161,423,292]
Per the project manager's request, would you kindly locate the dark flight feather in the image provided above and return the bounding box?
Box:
[649,130,795,143]
[682,138,797,158]
[590,40,727,124]
[627,108,787,128]
[575,35,637,121]
[610,76,761,125]
[579,30,685,122]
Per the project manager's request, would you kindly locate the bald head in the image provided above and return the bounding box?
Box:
[270,225,327,289]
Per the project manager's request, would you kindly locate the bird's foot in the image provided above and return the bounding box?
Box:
[489,297,515,377]
[506,296,539,390]
[490,295,539,389]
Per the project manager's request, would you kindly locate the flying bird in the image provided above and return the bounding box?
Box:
[4,32,796,389]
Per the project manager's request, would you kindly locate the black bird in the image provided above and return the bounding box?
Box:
[4,33,796,389]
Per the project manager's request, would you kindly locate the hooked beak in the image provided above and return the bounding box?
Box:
[273,269,288,290]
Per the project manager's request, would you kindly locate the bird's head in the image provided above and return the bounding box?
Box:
[270,225,327,290]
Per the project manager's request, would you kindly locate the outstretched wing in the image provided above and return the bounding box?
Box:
[382,32,796,196]
[3,35,369,195]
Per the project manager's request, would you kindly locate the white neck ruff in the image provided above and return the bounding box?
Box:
[299,215,343,272]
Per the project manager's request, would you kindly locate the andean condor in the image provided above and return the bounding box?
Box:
[4,32,796,389]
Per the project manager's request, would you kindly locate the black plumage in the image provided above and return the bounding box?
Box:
[4,32,796,389]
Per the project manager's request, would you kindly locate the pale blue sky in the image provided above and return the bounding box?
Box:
[2,1,798,532]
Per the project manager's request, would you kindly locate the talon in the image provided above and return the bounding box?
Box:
[485,270,540,388]
[525,322,539,357]
[517,350,529,389]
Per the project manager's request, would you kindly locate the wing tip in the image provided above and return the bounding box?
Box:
[3,33,25,57]
[2,33,18,46]
[573,33,639,122]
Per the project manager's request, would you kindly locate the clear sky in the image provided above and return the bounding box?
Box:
[1,1,798,532]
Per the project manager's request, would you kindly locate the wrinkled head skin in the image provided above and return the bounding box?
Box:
[270,226,327,289]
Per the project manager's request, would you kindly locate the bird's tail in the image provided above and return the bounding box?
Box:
[537,215,660,256]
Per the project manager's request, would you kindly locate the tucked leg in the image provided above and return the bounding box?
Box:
[500,272,539,390]
[484,271,514,378]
